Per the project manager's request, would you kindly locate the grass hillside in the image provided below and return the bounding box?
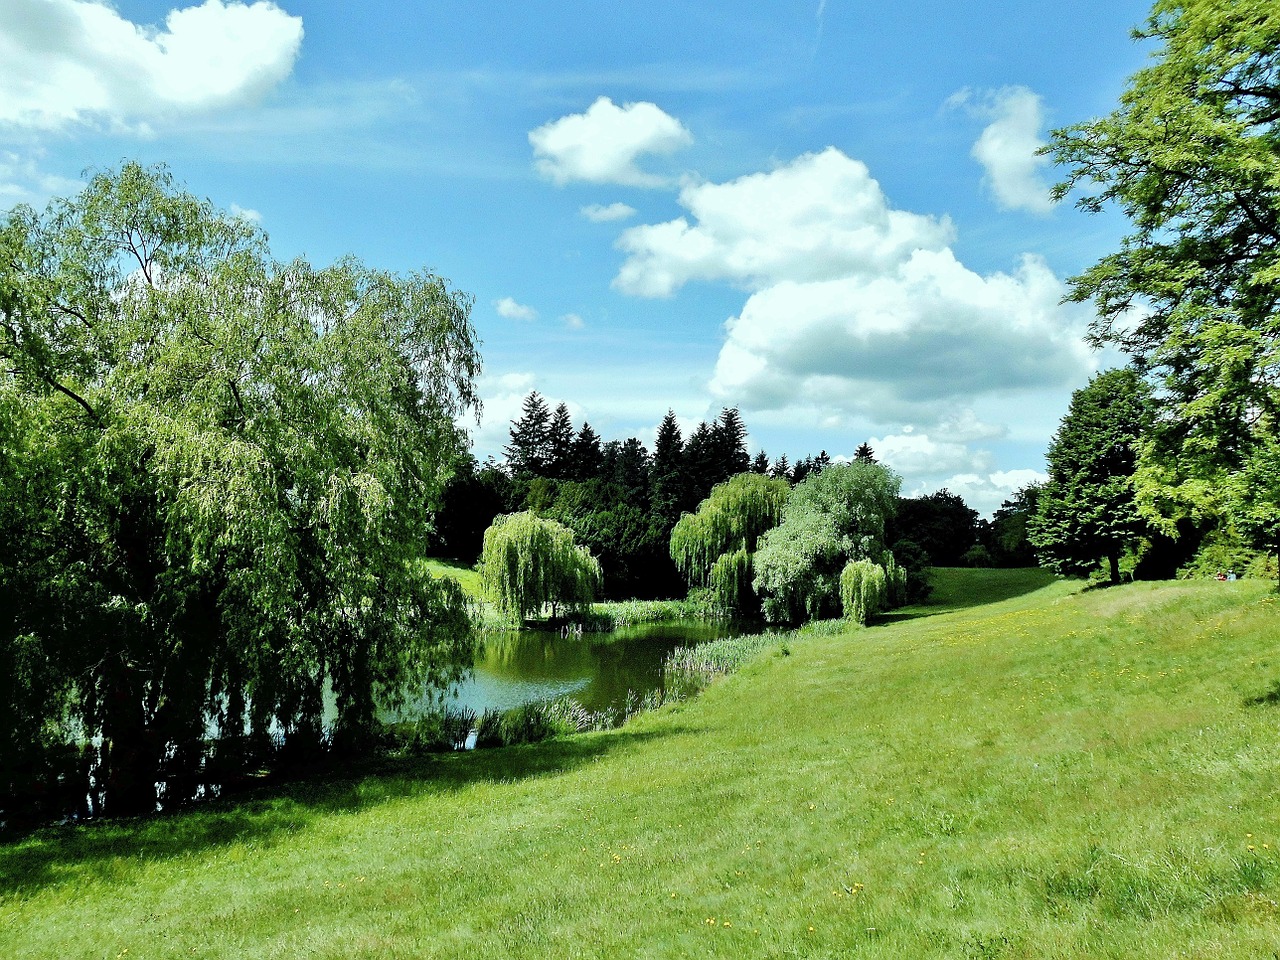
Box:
[4,571,1279,958]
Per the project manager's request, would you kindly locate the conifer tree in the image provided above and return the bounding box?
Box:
[504,391,551,476]
[546,402,575,479]
[568,422,603,481]
[651,410,685,526]
[1028,369,1154,583]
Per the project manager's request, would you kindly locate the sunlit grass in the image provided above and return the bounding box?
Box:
[420,557,485,599]
[4,573,1279,958]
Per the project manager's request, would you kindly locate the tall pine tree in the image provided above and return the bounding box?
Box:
[504,391,551,476]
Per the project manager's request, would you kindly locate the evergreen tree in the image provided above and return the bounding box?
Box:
[568,422,603,481]
[650,410,685,526]
[682,422,719,511]
[504,392,551,476]
[546,402,575,480]
[751,451,770,473]
[854,442,877,463]
[613,437,652,504]
[770,454,791,482]
[714,407,751,477]
[1029,369,1154,583]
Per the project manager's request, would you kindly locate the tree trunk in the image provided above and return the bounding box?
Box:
[1109,552,1121,585]
[100,663,159,816]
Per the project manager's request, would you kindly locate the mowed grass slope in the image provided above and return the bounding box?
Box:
[4,571,1279,959]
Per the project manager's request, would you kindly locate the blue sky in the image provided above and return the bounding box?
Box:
[1,0,1156,513]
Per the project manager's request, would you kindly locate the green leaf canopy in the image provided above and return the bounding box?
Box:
[0,163,481,814]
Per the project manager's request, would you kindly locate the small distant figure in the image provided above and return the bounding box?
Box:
[1216,570,1227,581]
[1227,569,1237,581]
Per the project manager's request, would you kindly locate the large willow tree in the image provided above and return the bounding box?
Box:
[753,461,901,624]
[0,163,481,816]
[669,472,790,617]
[479,512,602,623]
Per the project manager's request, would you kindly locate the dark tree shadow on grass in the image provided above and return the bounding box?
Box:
[0,725,685,897]
[877,567,1061,626]
[1245,680,1280,707]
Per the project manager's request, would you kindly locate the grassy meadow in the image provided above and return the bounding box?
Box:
[3,570,1279,958]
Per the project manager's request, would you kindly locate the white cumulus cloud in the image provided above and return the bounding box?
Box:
[0,0,304,131]
[494,297,538,322]
[951,86,1055,215]
[869,429,993,478]
[709,249,1094,421]
[916,469,1048,518]
[613,148,953,297]
[229,202,263,223]
[529,96,692,188]
[580,202,637,222]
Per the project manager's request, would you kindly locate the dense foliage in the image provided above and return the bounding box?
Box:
[1029,370,1154,583]
[890,489,980,567]
[669,473,790,616]
[0,164,480,818]
[1049,0,1280,580]
[754,461,902,623]
[478,512,601,623]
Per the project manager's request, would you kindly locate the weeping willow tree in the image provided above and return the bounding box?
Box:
[479,512,602,624]
[0,163,481,818]
[840,559,888,626]
[669,473,790,616]
[754,461,902,624]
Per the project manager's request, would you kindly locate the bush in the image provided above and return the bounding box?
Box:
[841,559,887,625]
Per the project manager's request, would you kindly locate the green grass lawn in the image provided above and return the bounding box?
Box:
[420,558,485,600]
[4,572,1279,958]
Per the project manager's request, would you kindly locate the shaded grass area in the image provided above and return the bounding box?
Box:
[881,566,1060,624]
[4,574,1280,958]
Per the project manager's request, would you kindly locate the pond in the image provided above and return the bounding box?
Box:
[405,619,736,718]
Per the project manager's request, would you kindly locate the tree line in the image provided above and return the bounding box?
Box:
[429,392,1025,602]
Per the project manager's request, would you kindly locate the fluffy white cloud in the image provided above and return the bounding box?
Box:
[580,202,637,223]
[0,0,303,131]
[494,297,538,321]
[869,429,993,478]
[561,313,585,330]
[951,86,1055,215]
[466,372,537,458]
[613,148,953,297]
[229,202,263,223]
[709,249,1094,420]
[529,96,692,188]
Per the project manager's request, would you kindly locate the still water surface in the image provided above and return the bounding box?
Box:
[433,619,734,715]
